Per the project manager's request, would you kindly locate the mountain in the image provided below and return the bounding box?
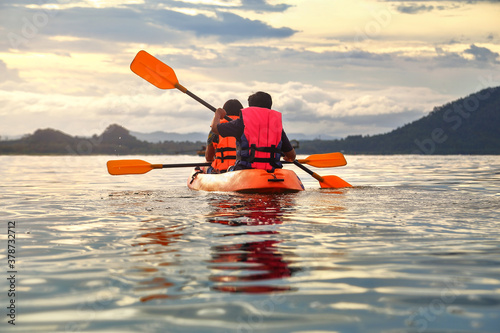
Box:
[0,128,78,154]
[299,86,500,154]
[130,130,337,143]
[288,133,339,141]
[0,124,205,155]
[130,130,207,143]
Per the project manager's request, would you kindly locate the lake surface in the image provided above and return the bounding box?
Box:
[1,154,499,332]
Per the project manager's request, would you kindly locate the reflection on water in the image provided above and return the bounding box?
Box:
[130,223,186,303]
[209,239,295,293]
[130,195,301,301]
[207,195,300,293]
[205,194,293,226]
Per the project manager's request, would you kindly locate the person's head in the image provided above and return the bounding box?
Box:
[248,91,272,109]
[223,99,244,116]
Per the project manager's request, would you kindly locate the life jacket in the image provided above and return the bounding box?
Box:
[211,115,239,172]
[237,107,283,171]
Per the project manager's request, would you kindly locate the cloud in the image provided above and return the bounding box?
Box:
[385,0,497,14]
[0,3,296,53]
[0,60,21,83]
[141,0,292,13]
[433,44,500,68]
[150,10,296,42]
[383,0,497,3]
[239,0,292,12]
[396,4,436,14]
[464,44,499,64]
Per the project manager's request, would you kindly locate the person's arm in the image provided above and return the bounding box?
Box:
[281,130,296,162]
[210,108,227,135]
[283,148,296,162]
[205,143,215,162]
[205,131,217,162]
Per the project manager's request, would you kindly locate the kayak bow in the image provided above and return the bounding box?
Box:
[188,168,305,193]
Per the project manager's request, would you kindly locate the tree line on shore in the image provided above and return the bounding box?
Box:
[0,124,205,155]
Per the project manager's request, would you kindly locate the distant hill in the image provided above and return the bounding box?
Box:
[130,130,337,143]
[0,124,204,155]
[288,133,338,141]
[2,128,80,154]
[299,86,500,154]
[131,130,208,143]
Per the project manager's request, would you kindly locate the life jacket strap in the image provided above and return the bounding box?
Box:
[239,144,282,169]
[215,147,237,163]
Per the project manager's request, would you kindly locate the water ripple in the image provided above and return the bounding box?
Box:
[1,155,499,332]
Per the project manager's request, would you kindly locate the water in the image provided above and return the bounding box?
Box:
[1,155,499,332]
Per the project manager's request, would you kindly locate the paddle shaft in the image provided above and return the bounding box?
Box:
[156,160,329,169]
[155,160,345,170]
[175,83,232,121]
[293,160,323,182]
[186,90,232,121]
[155,162,211,169]
[186,90,215,112]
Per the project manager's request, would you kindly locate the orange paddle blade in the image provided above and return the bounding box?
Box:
[308,171,352,188]
[298,152,347,168]
[107,159,158,175]
[318,175,352,188]
[130,50,180,90]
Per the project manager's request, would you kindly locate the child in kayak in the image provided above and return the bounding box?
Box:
[205,99,243,173]
[210,91,296,171]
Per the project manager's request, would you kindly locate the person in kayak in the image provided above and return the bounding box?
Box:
[205,99,243,173]
[210,91,296,171]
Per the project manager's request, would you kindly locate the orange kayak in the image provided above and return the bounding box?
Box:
[187,168,305,193]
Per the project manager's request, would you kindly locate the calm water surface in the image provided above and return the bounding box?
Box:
[1,155,499,333]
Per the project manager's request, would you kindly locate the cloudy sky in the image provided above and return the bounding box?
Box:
[1,0,499,139]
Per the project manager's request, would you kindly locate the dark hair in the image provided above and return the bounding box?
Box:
[223,99,243,116]
[248,91,272,109]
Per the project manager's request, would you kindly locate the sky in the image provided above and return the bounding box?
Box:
[1,0,499,139]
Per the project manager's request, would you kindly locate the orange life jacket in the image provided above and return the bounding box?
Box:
[211,115,239,172]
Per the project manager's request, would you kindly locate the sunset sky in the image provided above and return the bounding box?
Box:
[1,0,499,139]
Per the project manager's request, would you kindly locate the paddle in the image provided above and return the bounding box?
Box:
[297,152,346,168]
[130,50,232,121]
[129,50,351,188]
[107,160,210,175]
[108,153,348,176]
[293,161,352,188]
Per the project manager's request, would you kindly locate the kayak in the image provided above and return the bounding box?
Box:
[188,168,305,193]
[187,168,305,193]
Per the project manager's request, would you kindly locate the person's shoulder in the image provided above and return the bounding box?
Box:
[218,117,243,137]
[222,117,243,127]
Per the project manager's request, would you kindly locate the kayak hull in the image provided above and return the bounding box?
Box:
[188,168,305,193]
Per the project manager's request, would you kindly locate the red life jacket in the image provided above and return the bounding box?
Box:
[238,107,283,171]
[211,115,238,172]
